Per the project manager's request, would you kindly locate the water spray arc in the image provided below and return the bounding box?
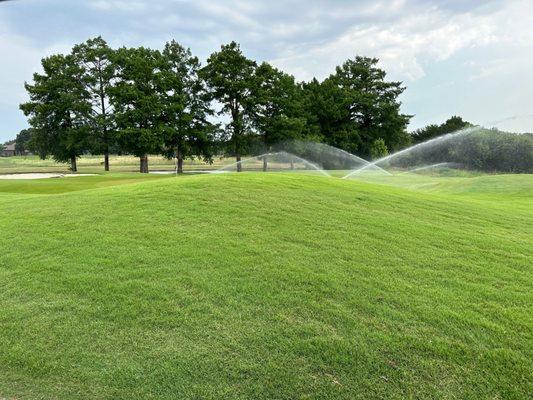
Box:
[274,140,391,175]
[401,162,462,174]
[342,126,483,179]
[214,151,331,177]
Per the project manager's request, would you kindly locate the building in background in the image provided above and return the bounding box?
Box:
[1,143,16,157]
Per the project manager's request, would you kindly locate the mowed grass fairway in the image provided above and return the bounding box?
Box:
[0,155,226,174]
[0,173,531,399]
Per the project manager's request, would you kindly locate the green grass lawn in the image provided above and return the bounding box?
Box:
[346,172,533,212]
[0,154,226,174]
[0,172,531,399]
[0,173,171,195]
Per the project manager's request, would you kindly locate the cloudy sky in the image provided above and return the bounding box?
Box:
[1,0,533,141]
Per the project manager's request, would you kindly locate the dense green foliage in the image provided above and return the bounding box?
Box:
[20,54,92,171]
[14,128,33,155]
[72,37,116,171]
[0,173,531,399]
[110,46,167,173]
[19,38,411,172]
[252,64,306,147]
[450,129,533,172]
[18,39,530,174]
[411,116,472,144]
[303,57,411,157]
[200,41,257,170]
[369,138,389,160]
[396,128,533,173]
[160,41,216,173]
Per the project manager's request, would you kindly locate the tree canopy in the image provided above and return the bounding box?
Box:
[20,54,92,171]
[411,116,472,144]
[72,36,116,170]
[109,46,166,173]
[160,41,216,173]
[200,41,258,170]
[14,128,33,155]
[300,57,411,158]
[18,37,425,172]
[252,63,306,148]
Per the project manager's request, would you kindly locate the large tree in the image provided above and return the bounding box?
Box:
[306,56,411,158]
[252,62,306,170]
[109,47,165,173]
[160,41,216,173]
[301,77,361,154]
[20,54,91,171]
[72,37,116,171]
[201,41,256,171]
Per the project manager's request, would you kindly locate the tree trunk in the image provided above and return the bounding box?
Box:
[70,155,77,172]
[262,155,267,172]
[290,158,294,170]
[100,77,109,171]
[140,154,149,173]
[236,153,242,172]
[176,147,183,174]
[231,103,243,173]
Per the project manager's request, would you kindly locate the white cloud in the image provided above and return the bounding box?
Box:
[191,0,262,31]
[88,0,148,12]
[270,1,531,82]
[0,14,79,137]
[2,0,533,139]
[0,26,41,107]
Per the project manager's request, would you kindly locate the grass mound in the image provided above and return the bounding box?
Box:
[0,173,531,399]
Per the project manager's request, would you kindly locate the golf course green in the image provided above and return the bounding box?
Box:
[0,172,531,399]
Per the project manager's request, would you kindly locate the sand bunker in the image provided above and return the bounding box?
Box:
[0,173,96,180]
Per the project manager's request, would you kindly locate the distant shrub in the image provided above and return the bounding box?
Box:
[391,128,533,173]
[369,138,389,160]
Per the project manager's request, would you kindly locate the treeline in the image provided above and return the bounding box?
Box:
[406,117,533,173]
[453,129,533,173]
[411,116,472,144]
[20,37,411,172]
[391,126,533,173]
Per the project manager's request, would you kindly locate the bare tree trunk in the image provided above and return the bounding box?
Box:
[176,147,183,174]
[290,158,294,170]
[100,70,110,172]
[231,104,243,173]
[70,155,77,172]
[236,153,242,172]
[140,154,149,173]
[262,155,267,172]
